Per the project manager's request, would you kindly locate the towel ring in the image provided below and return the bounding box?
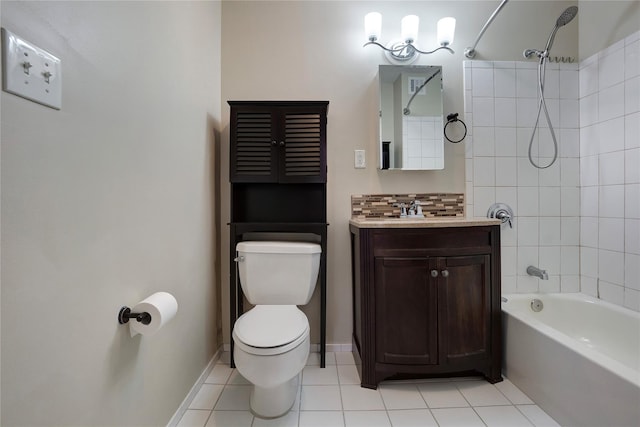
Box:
[444,113,467,143]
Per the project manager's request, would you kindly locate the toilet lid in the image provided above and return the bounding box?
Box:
[233,305,309,349]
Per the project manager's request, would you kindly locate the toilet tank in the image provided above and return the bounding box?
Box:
[236,241,321,305]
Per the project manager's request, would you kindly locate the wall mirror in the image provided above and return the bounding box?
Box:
[378,64,444,170]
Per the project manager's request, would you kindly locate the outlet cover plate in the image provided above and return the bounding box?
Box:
[1,28,61,109]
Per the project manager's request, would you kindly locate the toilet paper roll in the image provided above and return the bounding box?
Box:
[129,292,178,337]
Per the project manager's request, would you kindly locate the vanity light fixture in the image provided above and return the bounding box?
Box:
[364,12,456,64]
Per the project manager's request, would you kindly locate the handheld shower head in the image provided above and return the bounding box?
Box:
[545,6,578,53]
[556,5,578,27]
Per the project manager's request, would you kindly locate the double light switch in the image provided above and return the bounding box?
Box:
[1,28,62,109]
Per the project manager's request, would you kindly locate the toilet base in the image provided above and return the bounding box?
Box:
[250,373,300,419]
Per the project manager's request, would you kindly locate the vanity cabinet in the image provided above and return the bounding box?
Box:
[229,101,328,183]
[350,222,502,388]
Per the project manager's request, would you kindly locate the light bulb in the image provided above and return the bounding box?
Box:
[437,17,456,46]
[365,12,382,42]
[401,15,419,43]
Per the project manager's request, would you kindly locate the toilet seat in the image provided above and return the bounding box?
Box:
[233,305,309,356]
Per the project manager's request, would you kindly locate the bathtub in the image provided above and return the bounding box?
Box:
[502,293,640,427]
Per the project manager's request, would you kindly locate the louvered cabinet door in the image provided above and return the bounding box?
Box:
[229,102,328,184]
[229,106,279,183]
[279,108,327,183]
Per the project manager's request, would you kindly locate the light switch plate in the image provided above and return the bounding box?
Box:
[1,28,61,109]
[354,149,366,169]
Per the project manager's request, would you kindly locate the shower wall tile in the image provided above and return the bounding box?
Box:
[624,288,640,311]
[625,39,639,79]
[598,83,625,121]
[598,46,625,89]
[598,116,625,153]
[625,76,640,113]
[625,219,640,255]
[599,249,624,285]
[599,281,625,306]
[599,151,625,185]
[580,93,598,126]
[465,60,580,295]
[625,148,640,183]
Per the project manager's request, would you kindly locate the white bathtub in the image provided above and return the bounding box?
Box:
[502,293,640,427]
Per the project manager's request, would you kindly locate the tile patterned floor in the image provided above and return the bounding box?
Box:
[176,352,560,427]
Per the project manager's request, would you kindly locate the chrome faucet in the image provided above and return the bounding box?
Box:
[408,200,424,217]
[527,265,549,280]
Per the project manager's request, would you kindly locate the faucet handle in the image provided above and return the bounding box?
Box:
[487,203,514,228]
[393,202,408,218]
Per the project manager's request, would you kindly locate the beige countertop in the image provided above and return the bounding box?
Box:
[349,217,502,228]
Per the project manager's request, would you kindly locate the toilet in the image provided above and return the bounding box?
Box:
[232,241,321,418]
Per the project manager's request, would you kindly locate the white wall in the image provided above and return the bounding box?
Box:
[1,1,222,425]
[220,1,579,347]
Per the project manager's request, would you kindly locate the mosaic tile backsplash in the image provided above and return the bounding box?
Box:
[351,193,465,219]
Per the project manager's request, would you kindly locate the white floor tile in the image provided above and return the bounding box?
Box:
[456,380,511,406]
[476,405,534,426]
[418,382,469,408]
[227,370,250,385]
[335,352,356,365]
[307,351,337,366]
[379,384,427,410]
[189,384,224,410]
[387,409,438,426]
[303,365,339,385]
[495,379,534,405]
[343,410,391,427]
[176,409,211,427]
[213,385,252,411]
[204,410,253,427]
[340,385,385,410]
[517,405,561,427]
[431,407,485,427]
[205,364,233,384]
[337,365,360,385]
[299,410,345,427]
[252,410,298,427]
[300,385,343,411]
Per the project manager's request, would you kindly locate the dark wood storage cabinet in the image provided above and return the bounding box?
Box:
[229,101,329,367]
[350,223,502,389]
[230,101,327,183]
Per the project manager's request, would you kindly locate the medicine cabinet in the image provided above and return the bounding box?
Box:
[378,65,444,170]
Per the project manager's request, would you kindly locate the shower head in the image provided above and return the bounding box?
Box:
[525,6,578,59]
[556,5,578,27]
[544,6,578,53]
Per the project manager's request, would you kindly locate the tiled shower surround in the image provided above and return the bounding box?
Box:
[464,30,640,312]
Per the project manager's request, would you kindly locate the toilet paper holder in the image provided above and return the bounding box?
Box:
[118,306,152,325]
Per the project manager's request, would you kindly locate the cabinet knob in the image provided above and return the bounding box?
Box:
[279,141,285,146]
[431,270,439,278]
[271,140,277,146]
[441,270,449,278]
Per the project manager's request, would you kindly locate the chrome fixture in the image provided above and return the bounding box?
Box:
[487,202,513,228]
[527,265,549,280]
[408,200,424,217]
[393,202,408,218]
[530,298,544,312]
[523,6,578,169]
[465,0,509,59]
[364,12,456,64]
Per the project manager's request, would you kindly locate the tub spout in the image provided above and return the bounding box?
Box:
[527,265,549,280]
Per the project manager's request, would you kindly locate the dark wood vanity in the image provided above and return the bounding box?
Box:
[349,219,503,388]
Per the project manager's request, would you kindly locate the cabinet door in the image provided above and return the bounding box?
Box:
[437,255,491,364]
[279,107,327,183]
[374,257,438,365]
[230,105,279,183]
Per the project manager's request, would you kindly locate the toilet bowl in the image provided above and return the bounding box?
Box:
[233,305,310,418]
[231,240,320,419]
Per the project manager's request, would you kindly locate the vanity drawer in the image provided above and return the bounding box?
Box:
[370,226,493,256]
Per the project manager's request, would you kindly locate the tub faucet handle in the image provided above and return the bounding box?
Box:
[487,203,514,228]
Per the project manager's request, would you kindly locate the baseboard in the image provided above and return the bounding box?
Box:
[166,346,223,427]
[222,343,352,352]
